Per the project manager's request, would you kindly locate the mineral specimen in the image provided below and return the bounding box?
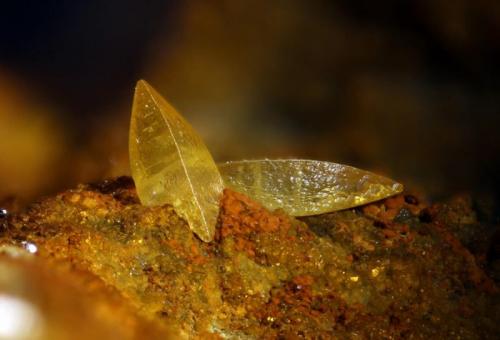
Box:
[129,80,224,242]
[219,159,403,216]
[129,81,403,243]
[0,178,498,338]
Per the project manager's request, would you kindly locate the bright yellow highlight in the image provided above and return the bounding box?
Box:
[129,80,223,242]
[219,160,403,216]
[129,81,403,242]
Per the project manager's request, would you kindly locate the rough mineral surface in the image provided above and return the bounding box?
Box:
[0,176,498,339]
[0,255,176,340]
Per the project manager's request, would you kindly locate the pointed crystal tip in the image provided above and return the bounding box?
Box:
[219,159,404,216]
[129,80,223,242]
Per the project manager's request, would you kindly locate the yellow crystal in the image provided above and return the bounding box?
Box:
[218,159,403,216]
[129,80,223,242]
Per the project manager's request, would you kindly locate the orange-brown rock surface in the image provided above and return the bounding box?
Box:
[0,177,498,338]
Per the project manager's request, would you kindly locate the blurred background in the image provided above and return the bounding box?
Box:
[0,0,499,205]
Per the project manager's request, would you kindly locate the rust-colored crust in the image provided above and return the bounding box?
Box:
[0,177,498,338]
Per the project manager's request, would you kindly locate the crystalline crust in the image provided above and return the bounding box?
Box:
[219,159,403,216]
[129,80,223,242]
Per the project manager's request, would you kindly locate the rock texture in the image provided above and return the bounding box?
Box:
[0,177,498,338]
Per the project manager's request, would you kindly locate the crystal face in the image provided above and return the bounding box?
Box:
[129,80,404,241]
[129,80,223,242]
[219,159,403,216]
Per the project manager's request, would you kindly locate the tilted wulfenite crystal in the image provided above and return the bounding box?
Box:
[129,80,223,242]
[219,159,403,216]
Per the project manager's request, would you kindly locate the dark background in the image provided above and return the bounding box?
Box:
[0,0,499,204]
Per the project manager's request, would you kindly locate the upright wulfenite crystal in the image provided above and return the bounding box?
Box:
[129,80,223,242]
[219,159,403,216]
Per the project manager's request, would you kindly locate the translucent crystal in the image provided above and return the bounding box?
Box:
[129,80,223,242]
[219,159,403,216]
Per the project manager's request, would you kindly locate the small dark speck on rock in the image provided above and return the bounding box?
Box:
[373,220,387,228]
[404,195,419,205]
[395,208,412,222]
[419,208,434,223]
[88,176,135,195]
